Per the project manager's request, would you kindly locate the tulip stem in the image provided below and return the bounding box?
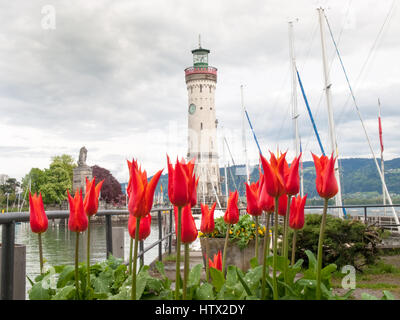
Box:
[86,216,91,289]
[255,216,259,261]
[131,216,141,300]
[129,237,133,275]
[75,232,80,300]
[283,195,292,293]
[272,197,279,300]
[261,212,271,299]
[222,223,231,275]
[205,236,210,282]
[175,206,182,300]
[38,233,44,275]
[183,243,190,300]
[316,198,329,300]
[291,230,297,266]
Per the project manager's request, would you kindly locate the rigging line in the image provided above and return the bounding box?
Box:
[323,9,400,230]
[296,68,325,155]
[335,0,397,125]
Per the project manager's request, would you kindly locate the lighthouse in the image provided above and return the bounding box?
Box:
[185,41,221,205]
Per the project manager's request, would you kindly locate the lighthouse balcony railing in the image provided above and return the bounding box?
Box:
[184,66,217,76]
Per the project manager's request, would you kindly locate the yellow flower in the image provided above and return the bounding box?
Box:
[198,231,203,237]
[251,224,255,228]
[229,230,233,235]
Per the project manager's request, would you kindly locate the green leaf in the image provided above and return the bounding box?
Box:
[225,265,238,287]
[57,265,75,288]
[382,290,395,300]
[236,268,253,296]
[29,282,51,300]
[321,263,337,280]
[292,258,304,269]
[194,283,215,300]
[361,292,379,300]
[210,267,225,292]
[305,250,317,272]
[51,285,76,300]
[188,264,202,287]
[92,268,113,294]
[250,257,259,269]
[155,261,167,278]
[26,275,34,287]
[266,256,289,273]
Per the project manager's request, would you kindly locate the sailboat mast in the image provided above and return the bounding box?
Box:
[222,136,229,205]
[318,7,344,218]
[241,85,250,184]
[378,98,386,216]
[288,21,300,158]
[288,20,303,197]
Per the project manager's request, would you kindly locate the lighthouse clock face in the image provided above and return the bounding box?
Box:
[189,103,196,115]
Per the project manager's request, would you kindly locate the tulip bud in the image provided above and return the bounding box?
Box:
[29,192,48,234]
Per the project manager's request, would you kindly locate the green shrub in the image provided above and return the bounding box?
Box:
[290,214,384,270]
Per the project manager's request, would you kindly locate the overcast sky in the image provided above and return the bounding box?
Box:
[0,0,399,183]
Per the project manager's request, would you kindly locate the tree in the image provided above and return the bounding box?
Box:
[49,154,77,183]
[92,165,123,204]
[20,154,76,204]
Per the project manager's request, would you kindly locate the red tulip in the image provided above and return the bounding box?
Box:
[128,213,152,240]
[224,190,239,225]
[83,177,104,216]
[208,250,222,271]
[260,152,287,198]
[258,173,275,213]
[167,155,197,208]
[289,194,307,230]
[200,202,216,234]
[285,153,302,196]
[278,193,288,216]
[174,204,198,244]
[312,153,338,199]
[245,181,263,216]
[67,189,88,232]
[128,159,163,218]
[29,192,48,234]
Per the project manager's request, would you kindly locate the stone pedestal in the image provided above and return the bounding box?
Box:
[72,165,92,194]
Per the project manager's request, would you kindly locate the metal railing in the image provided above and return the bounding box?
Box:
[0,207,174,300]
[304,204,400,228]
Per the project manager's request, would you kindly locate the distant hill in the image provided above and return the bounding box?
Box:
[127,157,400,202]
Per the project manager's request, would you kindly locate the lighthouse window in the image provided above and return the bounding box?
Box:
[191,86,193,93]
[200,85,202,93]
[209,86,212,93]
[200,122,203,130]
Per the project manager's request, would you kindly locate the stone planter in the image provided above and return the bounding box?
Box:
[200,237,264,272]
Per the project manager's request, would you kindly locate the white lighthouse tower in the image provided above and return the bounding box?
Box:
[185,41,221,205]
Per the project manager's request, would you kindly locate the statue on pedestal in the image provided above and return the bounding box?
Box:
[72,146,93,194]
